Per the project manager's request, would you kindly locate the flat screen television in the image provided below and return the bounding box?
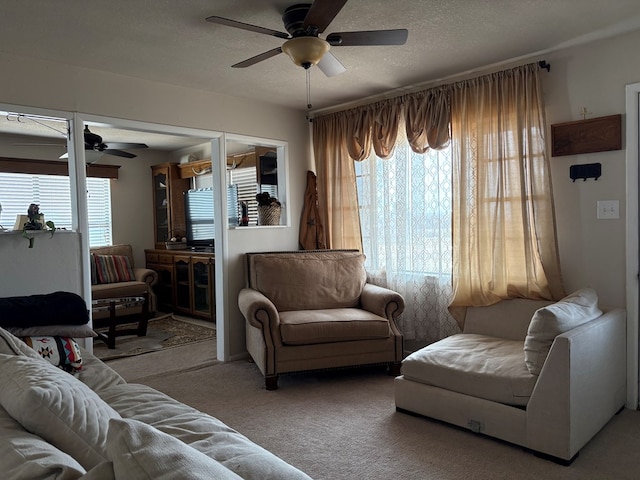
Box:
[184,188,215,250]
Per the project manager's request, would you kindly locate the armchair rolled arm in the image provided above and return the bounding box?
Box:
[134,267,158,287]
[238,288,280,331]
[361,283,405,321]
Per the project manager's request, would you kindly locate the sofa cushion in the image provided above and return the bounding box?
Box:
[0,353,121,470]
[279,308,390,345]
[99,382,313,480]
[76,350,127,394]
[106,418,243,480]
[402,334,537,406]
[524,287,602,375]
[93,254,136,284]
[21,336,83,373]
[91,281,148,299]
[247,251,366,311]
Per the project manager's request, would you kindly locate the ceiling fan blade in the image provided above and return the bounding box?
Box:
[232,47,283,68]
[103,149,137,159]
[317,52,346,77]
[206,16,289,39]
[104,142,148,150]
[327,29,409,46]
[303,0,348,33]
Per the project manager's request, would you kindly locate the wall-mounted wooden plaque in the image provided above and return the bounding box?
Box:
[551,114,622,157]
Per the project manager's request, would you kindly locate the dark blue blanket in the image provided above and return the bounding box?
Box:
[0,291,89,327]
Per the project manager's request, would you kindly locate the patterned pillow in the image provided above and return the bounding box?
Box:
[21,336,83,373]
[93,254,135,284]
[90,253,98,285]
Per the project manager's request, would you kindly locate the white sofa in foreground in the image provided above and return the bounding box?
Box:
[0,327,311,479]
[394,288,626,464]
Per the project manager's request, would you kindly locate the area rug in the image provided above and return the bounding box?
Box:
[93,315,215,361]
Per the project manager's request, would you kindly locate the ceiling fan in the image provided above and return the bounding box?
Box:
[12,116,149,160]
[206,0,408,77]
[79,126,148,159]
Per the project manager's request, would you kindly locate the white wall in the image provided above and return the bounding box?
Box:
[0,52,312,359]
[543,28,640,308]
[0,231,82,297]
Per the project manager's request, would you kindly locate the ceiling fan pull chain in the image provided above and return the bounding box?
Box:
[306,68,312,110]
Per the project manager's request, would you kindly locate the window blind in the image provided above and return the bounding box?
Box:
[0,172,112,246]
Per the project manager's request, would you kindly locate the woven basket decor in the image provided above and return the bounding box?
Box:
[258,205,281,226]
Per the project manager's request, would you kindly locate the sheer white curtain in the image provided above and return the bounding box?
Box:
[356,129,459,343]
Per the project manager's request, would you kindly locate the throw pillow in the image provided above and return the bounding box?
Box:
[107,418,243,480]
[0,405,87,480]
[524,287,602,375]
[7,323,96,338]
[0,327,43,359]
[21,336,83,373]
[78,461,115,480]
[90,253,98,285]
[0,354,121,470]
[93,254,136,284]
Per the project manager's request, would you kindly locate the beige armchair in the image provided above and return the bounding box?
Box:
[238,250,405,390]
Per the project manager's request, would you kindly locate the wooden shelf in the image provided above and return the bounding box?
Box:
[177,151,257,179]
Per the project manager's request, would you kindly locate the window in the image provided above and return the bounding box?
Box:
[355,133,457,342]
[0,172,112,247]
[230,166,258,226]
[356,135,453,277]
[229,166,278,227]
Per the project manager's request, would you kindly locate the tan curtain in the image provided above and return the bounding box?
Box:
[313,112,363,250]
[403,88,451,153]
[448,64,564,327]
[313,92,449,249]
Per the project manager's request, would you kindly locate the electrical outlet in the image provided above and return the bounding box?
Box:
[597,200,619,220]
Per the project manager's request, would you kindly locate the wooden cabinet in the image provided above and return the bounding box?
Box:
[151,163,191,249]
[145,249,215,321]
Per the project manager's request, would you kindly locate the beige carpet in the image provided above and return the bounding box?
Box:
[127,360,640,480]
[93,314,215,361]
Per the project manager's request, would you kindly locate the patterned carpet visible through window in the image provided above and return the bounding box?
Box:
[93,315,215,361]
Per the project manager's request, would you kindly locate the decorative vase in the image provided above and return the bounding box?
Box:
[257,205,281,226]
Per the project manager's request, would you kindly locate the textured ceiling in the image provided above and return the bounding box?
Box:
[1,0,640,146]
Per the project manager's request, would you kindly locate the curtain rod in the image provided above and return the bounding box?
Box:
[308,57,551,120]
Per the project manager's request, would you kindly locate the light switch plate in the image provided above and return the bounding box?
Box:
[597,200,619,219]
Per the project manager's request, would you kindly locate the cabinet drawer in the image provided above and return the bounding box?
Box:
[158,254,174,264]
[146,252,175,265]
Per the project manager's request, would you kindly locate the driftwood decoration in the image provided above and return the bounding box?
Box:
[551,114,622,157]
[299,171,326,250]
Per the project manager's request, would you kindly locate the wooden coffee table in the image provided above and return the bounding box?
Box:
[92,294,150,349]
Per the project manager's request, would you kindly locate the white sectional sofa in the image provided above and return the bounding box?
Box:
[0,327,311,479]
[394,288,627,464]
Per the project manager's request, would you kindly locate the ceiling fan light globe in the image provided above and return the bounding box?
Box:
[282,37,329,68]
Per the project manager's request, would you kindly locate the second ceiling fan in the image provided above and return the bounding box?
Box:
[206,0,408,77]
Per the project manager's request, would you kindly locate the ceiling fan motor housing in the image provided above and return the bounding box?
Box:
[283,4,313,37]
